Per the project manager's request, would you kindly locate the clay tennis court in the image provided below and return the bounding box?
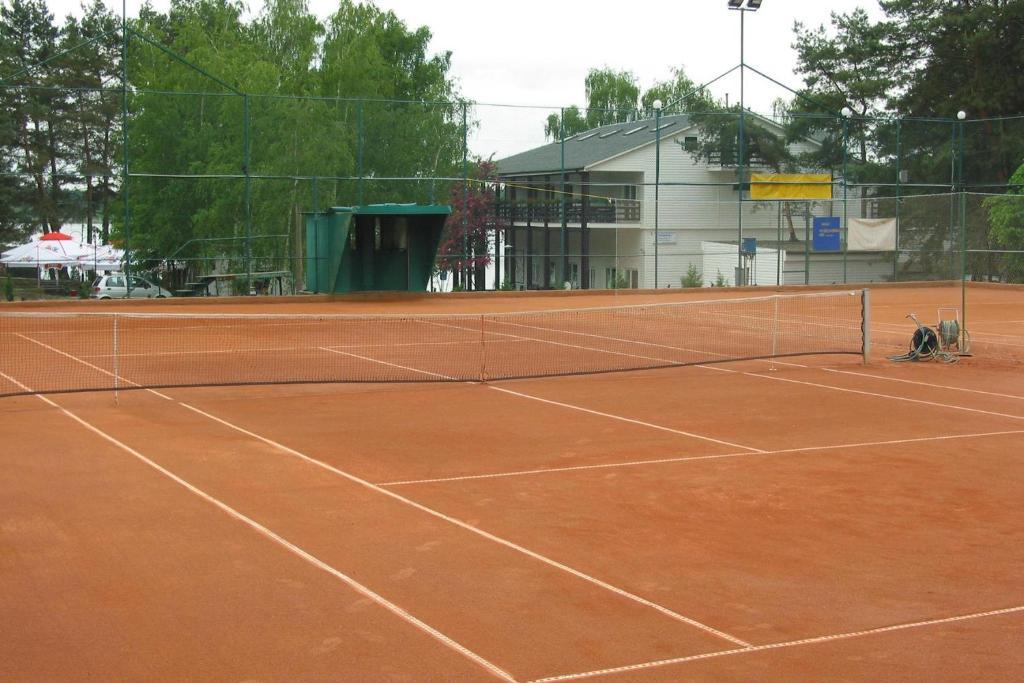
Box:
[2,282,1022,680]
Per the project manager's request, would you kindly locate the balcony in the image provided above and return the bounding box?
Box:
[497,199,641,225]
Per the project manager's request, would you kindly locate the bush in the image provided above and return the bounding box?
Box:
[713,270,728,287]
[680,264,703,288]
[3,272,13,302]
[499,278,516,291]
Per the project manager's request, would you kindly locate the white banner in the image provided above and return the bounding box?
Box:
[848,217,897,251]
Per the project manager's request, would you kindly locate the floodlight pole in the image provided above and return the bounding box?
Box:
[729,1,759,284]
[738,6,745,282]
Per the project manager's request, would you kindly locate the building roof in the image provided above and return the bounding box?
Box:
[496,111,825,177]
[496,114,694,176]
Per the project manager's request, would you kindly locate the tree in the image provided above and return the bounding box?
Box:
[438,159,506,291]
[543,65,708,140]
[582,68,639,128]
[544,105,586,140]
[61,0,121,244]
[984,162,1024,282]
[642,66,715,116]
[0,0,63,234]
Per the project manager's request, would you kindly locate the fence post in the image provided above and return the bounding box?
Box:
[243,93,252,294]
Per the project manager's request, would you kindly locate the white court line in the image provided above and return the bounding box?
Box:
[822,368,1024,401]
[176,399,752,649]
[0,370,514,682]
[489,386,765,453]
[320,347,463,381]
[528,604,1024,682]
[22,335,752,649]
[421,318,698,372]
[742,371,1024,422]
[377,429,1024,487]
[15,333,176,401]
[319,346,764,454]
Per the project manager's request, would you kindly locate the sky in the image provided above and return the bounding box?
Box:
[43,0,886,158]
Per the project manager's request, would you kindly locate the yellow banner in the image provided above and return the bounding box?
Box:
[750,173,833,200]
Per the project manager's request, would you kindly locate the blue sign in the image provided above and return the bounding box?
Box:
[812,216,841,252]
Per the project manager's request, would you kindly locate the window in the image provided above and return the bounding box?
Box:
[570,263,579,288]
[622,185,638,200]
[683,135,699,152]
[605,267,617,289]
[623,125,647,136]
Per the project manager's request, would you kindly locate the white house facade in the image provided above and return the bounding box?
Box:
[494,113,893,290]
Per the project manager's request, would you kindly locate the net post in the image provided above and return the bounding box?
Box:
[112,314,120,404]
[479,314,486,382]
[769,295,780,370]
[861,288,871,364]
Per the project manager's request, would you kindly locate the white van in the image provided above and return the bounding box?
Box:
[90,274,173,299]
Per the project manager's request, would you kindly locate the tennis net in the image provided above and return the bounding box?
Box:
[0,290,869,397]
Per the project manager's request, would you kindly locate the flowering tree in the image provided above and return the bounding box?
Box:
[437,159,507,290]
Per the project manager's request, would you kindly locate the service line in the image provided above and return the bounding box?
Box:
[528,604,1024,682]
[377,428,1024,487]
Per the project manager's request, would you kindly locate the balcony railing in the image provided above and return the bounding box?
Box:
[497,199,641,225]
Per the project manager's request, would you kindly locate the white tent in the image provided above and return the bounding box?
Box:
[2,239,123,271]
[77,244,125,271]
[0,240,91,267]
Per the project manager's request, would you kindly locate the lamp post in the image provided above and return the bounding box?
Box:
[728,0,762,285]
[957,109,967,335]
[653,98,662,289]
[841,106,853,284]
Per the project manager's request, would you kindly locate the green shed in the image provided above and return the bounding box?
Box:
[305,203,452,293]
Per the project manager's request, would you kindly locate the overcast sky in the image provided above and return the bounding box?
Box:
[45,0,885,157]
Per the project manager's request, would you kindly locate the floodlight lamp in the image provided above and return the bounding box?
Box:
[957,110,967,121]
[653,99,663,111]
[746,0,763,9]
[728,0,744,8]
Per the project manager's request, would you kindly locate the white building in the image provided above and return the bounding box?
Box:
[495,113,893,289]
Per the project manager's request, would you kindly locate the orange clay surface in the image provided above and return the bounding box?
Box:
[2,282,1022,681]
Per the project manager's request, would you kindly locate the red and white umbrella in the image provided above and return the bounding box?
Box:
[39,231,75,241]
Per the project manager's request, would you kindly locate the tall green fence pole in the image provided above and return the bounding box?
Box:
[312,175,320,294]
[894,119,902,281]
[244,93,252,294]
[121,0,131,291]
[462,101,469,289]
[654,104,661,288]
[958,115,967,336]
[357,99,364,206]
